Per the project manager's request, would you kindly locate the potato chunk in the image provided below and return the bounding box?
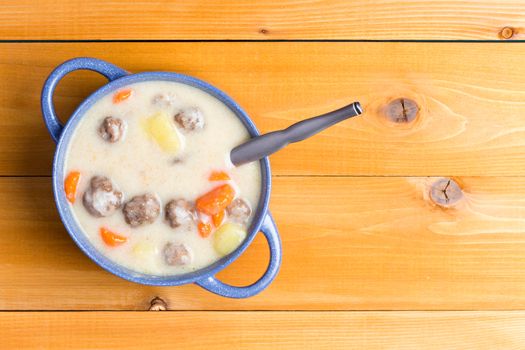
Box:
[132,241,156,258]
[143,112,182,155]
[213,223,247,256]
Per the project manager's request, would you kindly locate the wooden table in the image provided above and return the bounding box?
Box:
[1,1,525,348]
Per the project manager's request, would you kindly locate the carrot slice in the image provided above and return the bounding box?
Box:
[113,89,133,104]
[209,171,230,181]
[100,227,128,247]
[64,171,81,204]
[212,210,225,227]
[196,184,235,216]
[197,221,212,238]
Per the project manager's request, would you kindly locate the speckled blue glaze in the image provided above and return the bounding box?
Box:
[41,57,282,298]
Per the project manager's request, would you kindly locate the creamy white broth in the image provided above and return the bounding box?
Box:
[65,80,261,275]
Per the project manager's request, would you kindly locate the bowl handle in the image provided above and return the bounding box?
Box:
[196,213,282,298]
[41,57,129,143]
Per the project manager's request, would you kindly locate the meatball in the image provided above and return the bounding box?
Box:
[123,193,161,227]
[152,93,177,108]
[174,107,204,131]
[82,176,123,217]
[226,198,252,224]
[163,242,193,266]
[165,199,196,228]
[98,116,125,143]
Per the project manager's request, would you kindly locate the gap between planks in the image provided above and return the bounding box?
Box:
[2,40,525,43]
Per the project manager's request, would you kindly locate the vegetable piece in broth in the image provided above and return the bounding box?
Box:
[64,171,81,204]
[196,184,235,216]
[142,112,182,155]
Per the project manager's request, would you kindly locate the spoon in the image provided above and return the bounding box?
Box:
[230,101,362,166]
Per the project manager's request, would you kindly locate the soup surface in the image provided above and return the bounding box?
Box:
[64,80,261,275]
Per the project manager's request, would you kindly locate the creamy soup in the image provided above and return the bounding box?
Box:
[64,80,261,275]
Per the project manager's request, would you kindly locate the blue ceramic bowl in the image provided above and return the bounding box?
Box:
[41,57,282,298]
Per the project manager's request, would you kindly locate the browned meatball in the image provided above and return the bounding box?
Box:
[174,107,204,131]
[163,242,193,266]
[123,194,161,227]
[98,117,125,143]
[226,198,252,224]
[82,176,123,217]
[165,199,196,228]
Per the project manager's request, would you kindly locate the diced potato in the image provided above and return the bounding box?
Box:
[142,112,182,155]
[213,223,247,256]
[132,241,156,258]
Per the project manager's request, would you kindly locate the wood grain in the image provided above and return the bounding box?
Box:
[3,2,525,346]
[3,176,525,310]
[2,43,525,176]
[2,311,525,349]
[0,0,524,40]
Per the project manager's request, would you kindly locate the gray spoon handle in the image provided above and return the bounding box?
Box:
[230,101,362,166]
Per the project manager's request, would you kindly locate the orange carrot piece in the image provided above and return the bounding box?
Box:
[212,210,225,227]
[196,184,235,216]
[209,171,231,181]
[64,171,81,204]
[113,89,133,104]
[100,227,128,247]
[198,221,212,238]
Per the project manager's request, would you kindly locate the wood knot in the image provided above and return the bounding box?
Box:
[429,178,463,207]
[149,297,168,311]
[259,28,269,35]
[500,27,515,39]
[384,98,419,124]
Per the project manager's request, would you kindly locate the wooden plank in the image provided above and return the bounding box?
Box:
[3,176,525,310]
[2,311,525,349]
[2,43,525,176]
[0,0,524,40]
